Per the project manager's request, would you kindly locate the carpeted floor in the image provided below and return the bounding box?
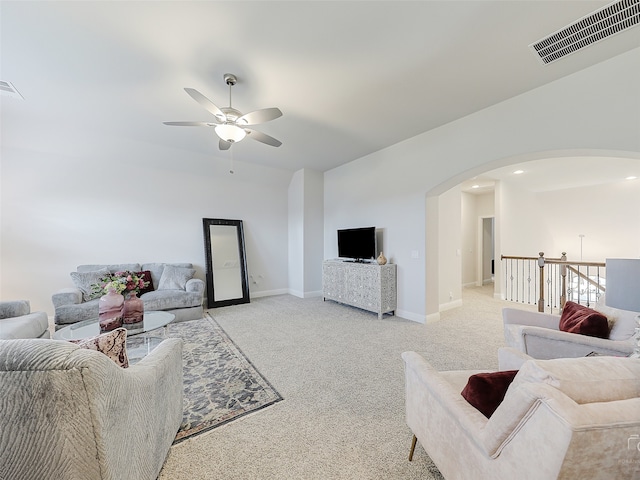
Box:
[158,284,532,479]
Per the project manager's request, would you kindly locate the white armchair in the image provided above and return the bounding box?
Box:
[0,300,50,339]
[0,337,183,480]
[503,304,636,359]
[402,347,640,480]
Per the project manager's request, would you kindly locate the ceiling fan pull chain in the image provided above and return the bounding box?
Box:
[229,145,235,174]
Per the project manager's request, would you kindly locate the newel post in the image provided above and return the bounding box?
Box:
[538,252,545,312]
[559,252,567,311]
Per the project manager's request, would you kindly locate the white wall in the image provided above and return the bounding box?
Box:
[303,169,324,296]
[460,192,495,287]
[325,47,640,321]
[461,192,477,286]
[288,170,305,297]
[502,180,640,262]
[288,168,324,298]
[1,139,292,314]
[438,185,462,308]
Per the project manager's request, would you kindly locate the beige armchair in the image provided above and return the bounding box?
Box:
[402,347,640,480]
[0,337,183,480]
[503,304,636,359]
[0,300,50,339]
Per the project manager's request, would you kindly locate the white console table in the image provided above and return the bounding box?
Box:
[322,260,397,319]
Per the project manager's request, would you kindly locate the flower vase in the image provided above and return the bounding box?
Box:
[123,291,144,330]
[98,288,124,333]
[377,252,387,265]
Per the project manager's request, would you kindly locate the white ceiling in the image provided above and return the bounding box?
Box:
[2,1,640,175]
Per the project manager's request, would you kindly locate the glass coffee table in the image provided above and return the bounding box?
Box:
[53,311,175,364]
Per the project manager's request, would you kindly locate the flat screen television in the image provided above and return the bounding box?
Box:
[337,227,376,262]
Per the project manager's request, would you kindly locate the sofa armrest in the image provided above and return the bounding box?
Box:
[502,308,560,329]
[52,288,83,308]
[519,325,634,358]
[0,300,30,319]
[82,338,184,478]
[185,278,205,296]
[498,347,532,370]
[402,352,489,449]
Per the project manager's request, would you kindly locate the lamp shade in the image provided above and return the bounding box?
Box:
[215,124,246,143]
[605,258,640,312]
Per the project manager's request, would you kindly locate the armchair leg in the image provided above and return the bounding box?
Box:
[408,434,417,461]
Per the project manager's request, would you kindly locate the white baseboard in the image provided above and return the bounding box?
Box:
[286,289,323,299]
[439,299,463,312]
[250,288,289,299]
[396,309,425,324]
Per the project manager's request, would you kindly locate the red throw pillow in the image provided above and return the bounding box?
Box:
[136,270,154,295]
[461,370,518,418]
[559,301,609,339]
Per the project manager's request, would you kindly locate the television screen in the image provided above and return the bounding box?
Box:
[337,227,376,261]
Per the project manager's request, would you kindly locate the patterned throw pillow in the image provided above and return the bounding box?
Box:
[136,270,155,295]
[73,327,129,368]
[157,265,196,290]
[70,267,110,302]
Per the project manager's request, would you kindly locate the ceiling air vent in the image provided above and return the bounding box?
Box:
[530,0,640,65]
[0,80,24,99]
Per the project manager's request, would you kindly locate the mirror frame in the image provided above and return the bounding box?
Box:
[202,218,250,308]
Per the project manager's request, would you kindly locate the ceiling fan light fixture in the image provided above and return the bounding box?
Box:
[215,123,246,143]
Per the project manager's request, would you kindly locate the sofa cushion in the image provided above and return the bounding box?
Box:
[158,265,196,290]
[70,267,109,302]
[593,294,638,341]
[141,290,202,311]
[559,301,609,339]
[0,312,50,339]
[512,356,640,404]
[72,327,129,368]
[461,370,519,418]
[141,263,193,290]
[136,270,154,295]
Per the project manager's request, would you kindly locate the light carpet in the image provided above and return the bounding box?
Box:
[158,284,529,479]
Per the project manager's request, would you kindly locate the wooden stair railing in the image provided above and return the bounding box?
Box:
[501,252,605,313]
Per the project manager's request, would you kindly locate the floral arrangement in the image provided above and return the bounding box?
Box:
[92,270,150,297]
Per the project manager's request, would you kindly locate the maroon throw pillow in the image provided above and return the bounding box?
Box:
[559,301,609,339]
[137,270,155,295]
[461,370,518,418]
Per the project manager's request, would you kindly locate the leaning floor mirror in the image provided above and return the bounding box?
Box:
[202,218,250,308]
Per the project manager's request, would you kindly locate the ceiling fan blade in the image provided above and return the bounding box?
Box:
[163,121,212,127]
[219,139,232,150]
[237,107,282,126]
[184,88,225,122]
[245,129,282,147]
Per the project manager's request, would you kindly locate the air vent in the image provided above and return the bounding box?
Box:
[530,0,640,65]
[0,80,24,99]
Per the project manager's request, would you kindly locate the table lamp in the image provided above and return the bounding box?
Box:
[605,258,640,358]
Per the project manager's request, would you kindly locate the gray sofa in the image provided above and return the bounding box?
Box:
[0,337,183,480]
[53,263,205,330]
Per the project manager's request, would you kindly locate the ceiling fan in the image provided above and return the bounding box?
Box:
[163,73,282,150]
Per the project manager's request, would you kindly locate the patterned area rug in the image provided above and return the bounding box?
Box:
[165,314,283,444]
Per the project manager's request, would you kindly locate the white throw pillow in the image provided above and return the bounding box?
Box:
[511,356,640,404]
[593,294,638,341]
[157,265,195,290]
[70,267,109,301]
